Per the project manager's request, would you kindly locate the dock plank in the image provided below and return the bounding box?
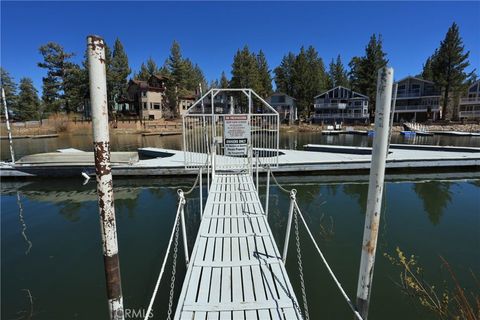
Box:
[174,173,300,320]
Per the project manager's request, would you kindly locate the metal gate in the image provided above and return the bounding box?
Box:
[183,89,279,173]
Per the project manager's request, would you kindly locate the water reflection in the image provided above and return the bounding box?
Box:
[412,181,453,225]
[16,192,32,255]
[343,184,369,212]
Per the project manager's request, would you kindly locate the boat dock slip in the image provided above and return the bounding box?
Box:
[174,173,301,320]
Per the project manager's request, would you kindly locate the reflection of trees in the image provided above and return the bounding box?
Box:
[343,183,368,212]
[413,181,453,225]
[58,201,83,222]
[468,180,480,188]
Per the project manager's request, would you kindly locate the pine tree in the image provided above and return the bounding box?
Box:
[0,67,17,113]
[348,56,363,92]
[421,53,436,81]
[136,57,159,81]
[38,42,75,112]
[274,52,296,95]
[351,34,388,118]
[328,55,349,88]
[256,50,273,97]
[110,38,131,101]
[167,41,189,89]
[17,77,40,120]
[231,46,259,90]
[220,71,229,88]
[431,22,474,120]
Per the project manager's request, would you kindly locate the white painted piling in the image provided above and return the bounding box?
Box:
[356,67,394,319]
[2,88,15,164]
[282,189,297,264]
[87,35,124,320]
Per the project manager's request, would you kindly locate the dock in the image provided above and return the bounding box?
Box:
[1,144,479,177]
[174,173,300,319]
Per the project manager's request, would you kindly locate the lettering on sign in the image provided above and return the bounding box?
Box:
[224,115,250,157]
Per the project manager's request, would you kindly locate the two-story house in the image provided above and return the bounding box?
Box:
[458,80,480,120]
[313,86,369,124]
[393,76,441,122]
[127,75,168,120]
[266,92,297,124]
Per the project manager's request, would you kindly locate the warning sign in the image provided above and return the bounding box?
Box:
[224,115,250,157]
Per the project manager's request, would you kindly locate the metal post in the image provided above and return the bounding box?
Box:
[356,67,394,320]
[265,167,270,217]
[199,167,203,216]
[282,189,297,264]
[255,151,259,192]
[207,153,210,193]
[87,35,124,320]
[2,88,15,164]
[211,142,216,179]
[179,192,189,267]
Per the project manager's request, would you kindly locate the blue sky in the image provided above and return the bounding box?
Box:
[1,1,479,93]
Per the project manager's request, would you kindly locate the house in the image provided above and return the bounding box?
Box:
[266,93,297,124]
[313,86,369,124]
[393,76,441,122]
[126,75,168,120]
[458,80,480,120]
[178,93,197,116]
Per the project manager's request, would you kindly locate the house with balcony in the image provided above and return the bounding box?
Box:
[126,75,168,120]
[266,92,297,124]
[394,76,441,122]
[178,92,197,116]
[313,86,369,124]
[458,80,480,120]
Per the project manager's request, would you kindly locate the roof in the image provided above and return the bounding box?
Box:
[395,76,435,85]
[314,86,368,99]
[268,92,296,100]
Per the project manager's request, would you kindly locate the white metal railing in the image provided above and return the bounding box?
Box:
[459,110,480,118]
[183,89,279,173]
[394,105,440,112]
[313,113,368,119]
[460,97,480,104]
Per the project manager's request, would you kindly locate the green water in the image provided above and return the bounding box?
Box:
[1,177,479,319]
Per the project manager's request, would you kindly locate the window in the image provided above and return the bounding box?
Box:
[142,91,147,97]
[153,104,161,110]
[143,102,147,109]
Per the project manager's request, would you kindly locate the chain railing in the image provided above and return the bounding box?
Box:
[143,161,207,320]
[264,165,364,320]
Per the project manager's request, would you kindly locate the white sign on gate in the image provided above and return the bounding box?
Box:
[224,115,250,157]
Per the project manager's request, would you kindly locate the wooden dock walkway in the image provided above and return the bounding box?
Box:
[174,173,301,320]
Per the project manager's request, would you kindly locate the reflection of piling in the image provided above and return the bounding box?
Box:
[87,35,124,320]
[1,88,15,163]
[356,67,394,319]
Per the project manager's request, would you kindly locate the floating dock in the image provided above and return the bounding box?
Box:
[174,173,301,319]
[2,144,479,178]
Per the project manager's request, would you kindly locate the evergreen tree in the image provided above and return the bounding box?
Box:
[348,56,363,92]
[110,38,131,101]
[136,57,159,81]
[274,52,296,95]
[328,55,349,88]
[220,71,229,88]
[167,41,189,89]
[421,53,436,81]
[291,46,327,115]
[0,67,17,113]
[256,50,273,97]
[38,42,75,112]
[431,22,474,120]
[230,46,261,91]
[350,34,388,118]
[17,78,40,120]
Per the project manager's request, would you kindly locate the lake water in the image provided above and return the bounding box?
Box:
[1,132,479,319]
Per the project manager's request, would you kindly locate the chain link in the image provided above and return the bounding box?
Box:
[167,218,180,320]
[294,206,310,320]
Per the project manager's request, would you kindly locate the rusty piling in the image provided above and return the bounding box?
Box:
[356,67,394,319]
[1,88,15,164]
[87,35,124,320]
